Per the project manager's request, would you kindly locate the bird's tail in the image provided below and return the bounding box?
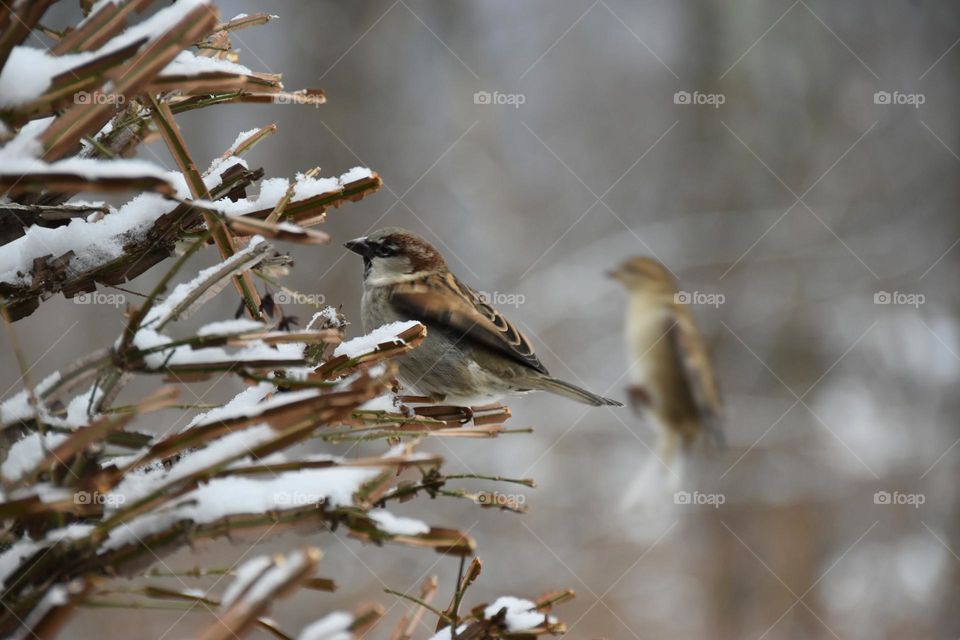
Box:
[528,376,622,407]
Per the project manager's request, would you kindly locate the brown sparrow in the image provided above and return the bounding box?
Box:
[608,257,723,465]
[345,228,621,407]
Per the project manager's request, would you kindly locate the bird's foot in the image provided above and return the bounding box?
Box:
[397,393,447,405]
[393,398,416,419]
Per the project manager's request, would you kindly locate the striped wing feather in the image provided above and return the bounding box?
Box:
[666,306,722,427]
[389,273,548,375]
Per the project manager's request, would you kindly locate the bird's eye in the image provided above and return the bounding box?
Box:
[375,244,395,258]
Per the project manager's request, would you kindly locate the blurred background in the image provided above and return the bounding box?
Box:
[4,1,960,638]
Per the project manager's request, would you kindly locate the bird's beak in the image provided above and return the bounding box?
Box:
[606,269,620,279]
[344,236,371,257]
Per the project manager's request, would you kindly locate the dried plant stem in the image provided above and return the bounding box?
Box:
[445,473,536,487]
[0,4,573,637]
[384,588,451,623]
[149,95,262,321]
[119,230,209,352]
[0,303,46,434]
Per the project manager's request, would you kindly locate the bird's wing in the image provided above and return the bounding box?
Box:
[388,273,549,375]
[666,306,722,426]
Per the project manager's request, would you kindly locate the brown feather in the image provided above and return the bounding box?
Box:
[666,304,722,429]
[388,273,549,375]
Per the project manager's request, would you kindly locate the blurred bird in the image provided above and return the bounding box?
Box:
[345,227,621,407]
[608,257,723,474]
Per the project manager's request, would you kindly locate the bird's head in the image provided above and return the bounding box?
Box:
[345,227,447,284]
[607,256,678,295]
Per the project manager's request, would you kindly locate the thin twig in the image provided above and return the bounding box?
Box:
[384,588,452,624]
[0,303,46,434]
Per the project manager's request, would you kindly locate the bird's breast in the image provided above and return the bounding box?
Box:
[625,300,672,386]
[360,285,403,333]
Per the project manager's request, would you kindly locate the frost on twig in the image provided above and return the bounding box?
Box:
[200,548,321,640]
[0,2,572,637]
[0,0,380,321]
[386,562,573,640]
[0,246,548,634]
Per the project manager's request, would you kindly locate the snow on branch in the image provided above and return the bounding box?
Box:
[0,156,175,196]
[0,2,572,638]
[0,235,567,636]
[0,154,380,320]
[429,595,567,640]
[199,548,320,640]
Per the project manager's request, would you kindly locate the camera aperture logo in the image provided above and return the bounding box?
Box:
[674,490,725,508]
[874,490,925,508]
[674,290,725,308]
[74,291,125,308]
[474,90,526,108]
[674,90,725,108]
[874,291,924,308]
[873,91,925,108]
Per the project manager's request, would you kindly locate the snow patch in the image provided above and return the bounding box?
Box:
[334,321,420,359]
[299,611,354,640]
[102,465,380,550]
[197,319,267,336]
[367,509,429,536]
[1,432,68,483]
[0,0,215,108]
[0,372,60,425]
[162,50,252,77]
[484,596,552,631]
[220,555,272,608]
[108,424,277,506]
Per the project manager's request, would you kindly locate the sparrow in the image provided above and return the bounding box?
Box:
[608,257,722,466]
[345,227,621,407]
